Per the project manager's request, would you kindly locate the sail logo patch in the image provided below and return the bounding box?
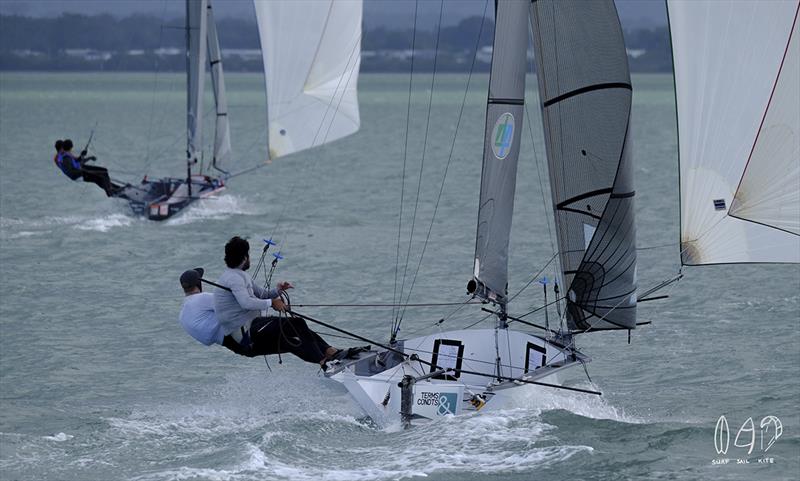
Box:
[492,112,515,159]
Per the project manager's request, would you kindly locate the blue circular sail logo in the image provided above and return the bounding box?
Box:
[491,112,515,160]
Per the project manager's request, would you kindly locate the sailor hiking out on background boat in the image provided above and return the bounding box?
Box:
[53,138,123,197]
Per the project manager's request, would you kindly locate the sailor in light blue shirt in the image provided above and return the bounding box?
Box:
[178,268,224,345]
[179,294,224,345]
[178,268,248,356]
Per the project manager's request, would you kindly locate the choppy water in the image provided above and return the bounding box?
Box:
[0,72,798,481]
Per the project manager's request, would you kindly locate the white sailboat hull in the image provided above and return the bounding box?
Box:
[325,328,586,427]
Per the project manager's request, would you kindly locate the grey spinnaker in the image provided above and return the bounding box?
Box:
[470,0,530,305]
[530,0,637,331]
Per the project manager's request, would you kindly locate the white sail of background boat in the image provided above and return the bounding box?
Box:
[316,0,798,427]
[114,0,362,220]
[254,0,362,160]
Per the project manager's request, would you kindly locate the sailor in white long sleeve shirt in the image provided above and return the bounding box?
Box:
[212,236,368,367]
[214,261,288,338]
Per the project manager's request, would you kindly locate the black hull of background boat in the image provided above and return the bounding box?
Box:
[113,176,225,221]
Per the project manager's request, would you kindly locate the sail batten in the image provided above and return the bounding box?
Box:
[530,0,637,331]
[470,0,531,305]
[542,82,632,107]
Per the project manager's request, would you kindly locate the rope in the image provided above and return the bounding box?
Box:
[396,0,445,319]
[507,253,559,304]
[293,301,484,308]
[268,30,363,254]
[398,0,490,323]
[143,1,170,176]
[292,309,600,395]
[525,31,556,257]
[395,0,489,333]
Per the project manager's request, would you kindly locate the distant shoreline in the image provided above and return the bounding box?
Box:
[0,13,673,74]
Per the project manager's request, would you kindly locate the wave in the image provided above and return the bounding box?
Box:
[0,213,136,236]
[165,194,261,226]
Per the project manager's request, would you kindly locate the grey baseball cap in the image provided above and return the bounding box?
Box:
[179,267,205,289]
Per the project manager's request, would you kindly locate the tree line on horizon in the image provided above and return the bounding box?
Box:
[0,13,672,73]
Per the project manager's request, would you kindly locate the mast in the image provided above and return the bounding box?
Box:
[186,0,208,195]
[206,0,232,174]
[530,0,637,332]
[467,0,530,316]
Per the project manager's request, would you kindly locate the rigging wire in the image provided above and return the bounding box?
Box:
[268,31,363,252]
[143,0,170,177]
[394,0,446,330]
[293,300,483,308]
[394,0,491,335]
[525,38,556,258]
[392,0,421,333]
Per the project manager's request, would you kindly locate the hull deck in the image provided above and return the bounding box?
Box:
[324,328,588,427]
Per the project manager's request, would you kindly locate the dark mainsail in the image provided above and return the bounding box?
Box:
[530,0,637,331]
[470,0,530,306]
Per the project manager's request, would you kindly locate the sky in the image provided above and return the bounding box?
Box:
[0,0,668,29]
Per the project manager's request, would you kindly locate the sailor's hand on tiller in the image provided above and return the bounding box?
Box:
[271,297,288,312]
[277,281,293,292]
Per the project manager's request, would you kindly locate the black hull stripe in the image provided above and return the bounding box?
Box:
[543,82,632,107]
[488,97,524,105]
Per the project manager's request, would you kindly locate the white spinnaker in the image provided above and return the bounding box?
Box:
[669,0,800,265]
[730,11,799,235]
[254,0,362,160]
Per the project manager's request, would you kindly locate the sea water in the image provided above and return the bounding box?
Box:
[0,72,798,480]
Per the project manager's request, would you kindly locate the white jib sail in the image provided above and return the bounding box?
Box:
[669,0,800,265]
[187,0,209,164]
[253,0,362,160]
[207,0,232,172]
